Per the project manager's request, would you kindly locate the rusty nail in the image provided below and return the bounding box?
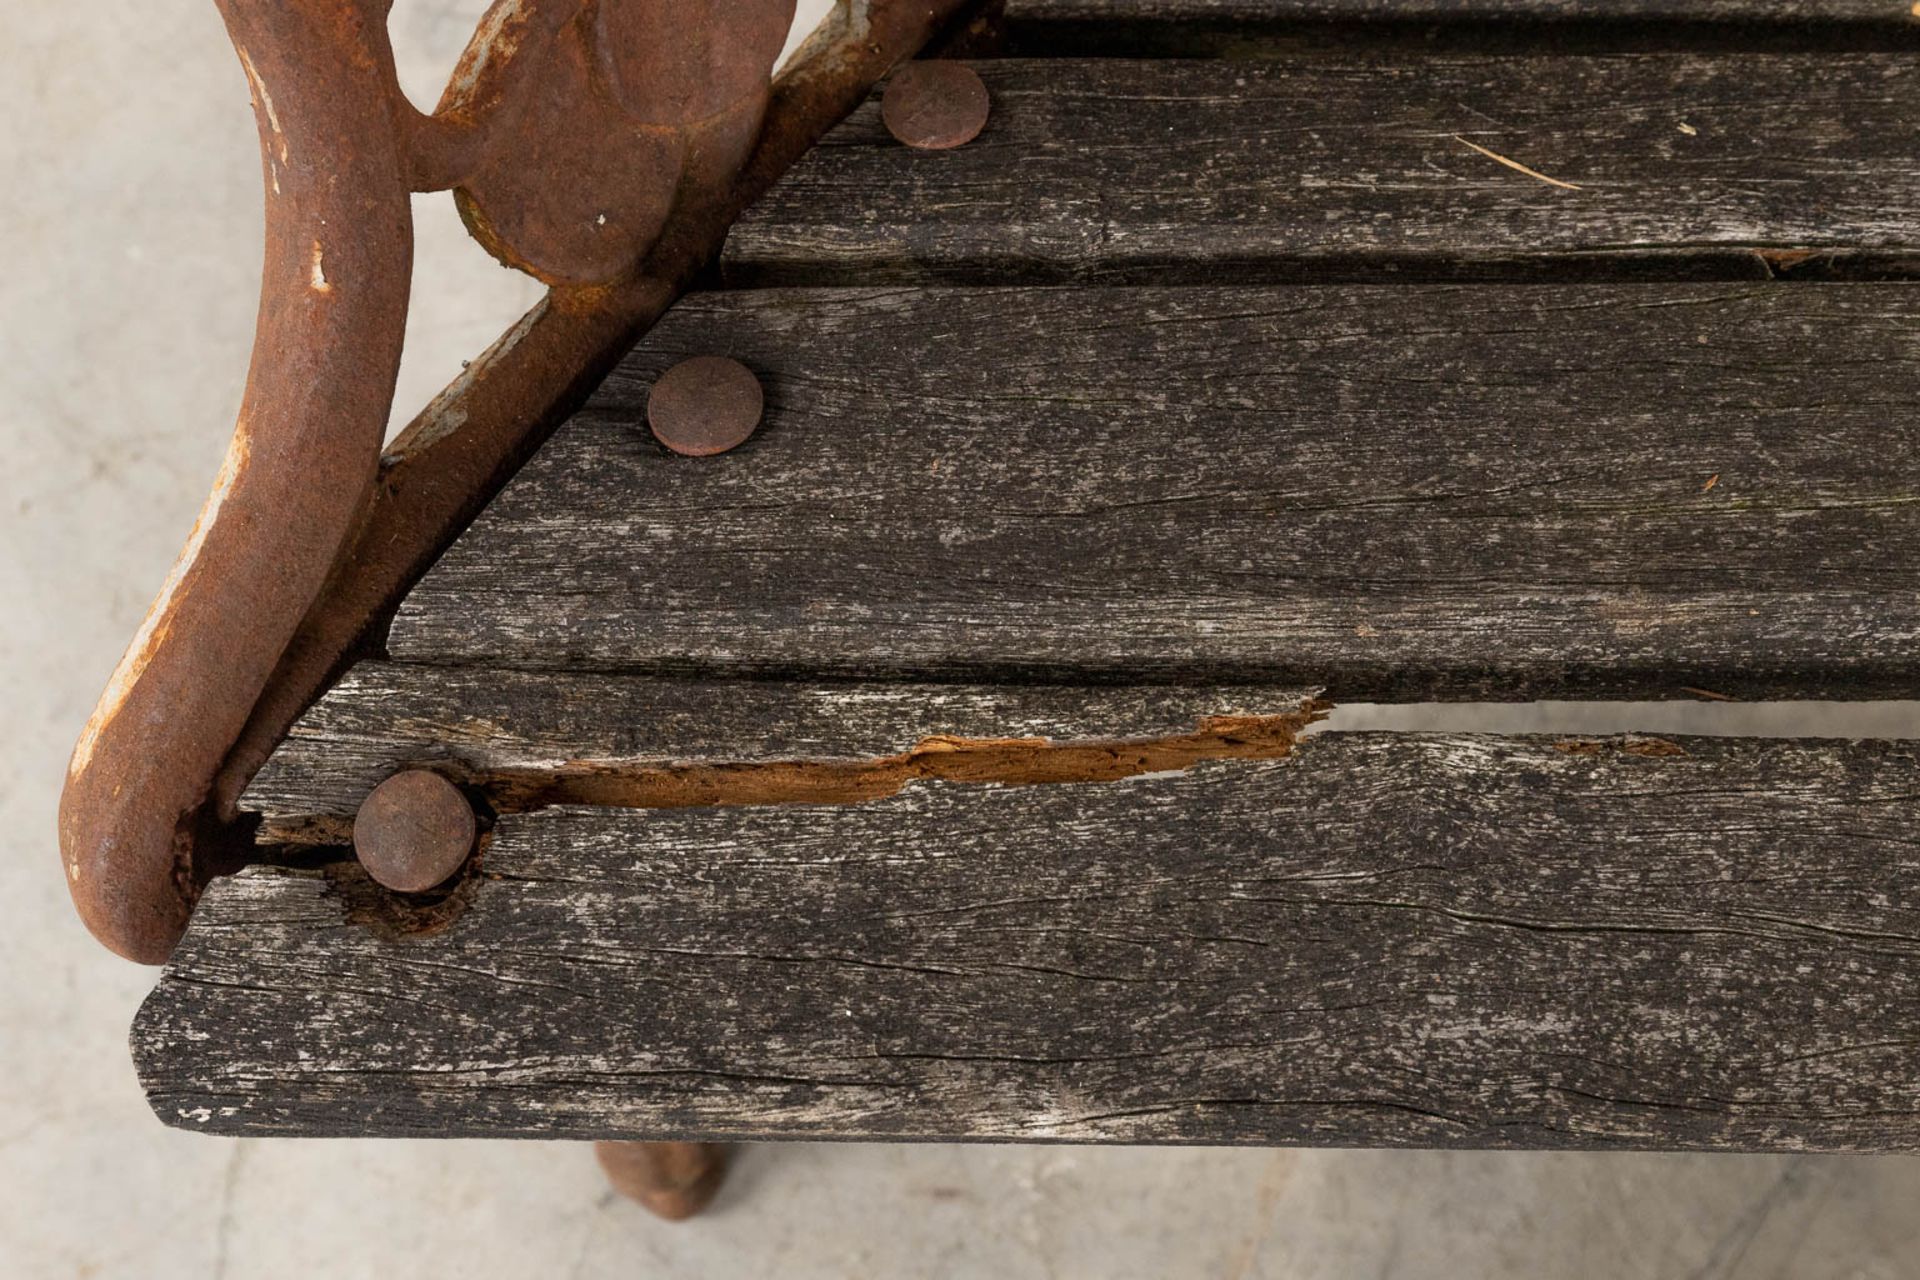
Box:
[353,770,477,894]
[647,356,765,457]
[881,61,990,151]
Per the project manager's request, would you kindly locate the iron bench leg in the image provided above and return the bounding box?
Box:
[594,1141,730,1221]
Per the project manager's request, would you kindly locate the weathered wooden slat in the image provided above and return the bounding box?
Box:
[388,284,1920,699]
[723,57,1920,285]
[240,661,1320,841]
[138,734,1920,1149]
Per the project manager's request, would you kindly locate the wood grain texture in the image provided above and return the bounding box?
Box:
[388,284,1920,699]
[138,734,1920,1148]
[240,661,1319,838]
[723,57,1920,286]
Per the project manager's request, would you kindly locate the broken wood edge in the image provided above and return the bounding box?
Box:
[253,697,1331,846]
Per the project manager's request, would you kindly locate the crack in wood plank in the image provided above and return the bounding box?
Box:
[259,702,1329,845]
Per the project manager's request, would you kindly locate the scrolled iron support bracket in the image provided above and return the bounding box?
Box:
[61,0,986,963]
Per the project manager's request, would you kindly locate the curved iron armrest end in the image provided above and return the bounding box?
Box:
[60,0,984,964]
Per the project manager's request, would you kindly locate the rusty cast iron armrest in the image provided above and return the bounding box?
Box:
[60,0,985,964]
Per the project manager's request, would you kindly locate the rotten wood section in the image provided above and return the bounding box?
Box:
[139,733,1920,1149]
[388,284,1920,700]
[240,663,1321,842]
[724,56,1920,285]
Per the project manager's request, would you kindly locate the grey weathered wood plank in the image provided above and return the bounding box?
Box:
[138,734,1920,1149]
[388,284,1920,699]
[240,661,1320,841]
[723,57,1920,285]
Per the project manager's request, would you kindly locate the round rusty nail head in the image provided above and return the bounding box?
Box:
[354,770,477,894]
[881,61,990,152]
[647,356,764,457]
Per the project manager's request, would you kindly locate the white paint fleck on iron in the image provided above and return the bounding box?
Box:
[236,47,288,164]
[386,294,551,459]
[444,0,532,103]
[69,435,252,780]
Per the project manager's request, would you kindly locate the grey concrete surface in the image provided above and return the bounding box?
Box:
[6,5,1920,1277]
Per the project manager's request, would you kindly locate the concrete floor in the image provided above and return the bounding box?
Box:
[7,6,1920,1277]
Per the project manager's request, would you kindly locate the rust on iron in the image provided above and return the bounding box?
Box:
[216,0,985,851]
[61,0,987,964]
[595,1142,729,1221]
[59,0,414,964]
[882,61,991,151]
[451,2,796,286]
[648,356,765,456]
[352,771,477,893]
